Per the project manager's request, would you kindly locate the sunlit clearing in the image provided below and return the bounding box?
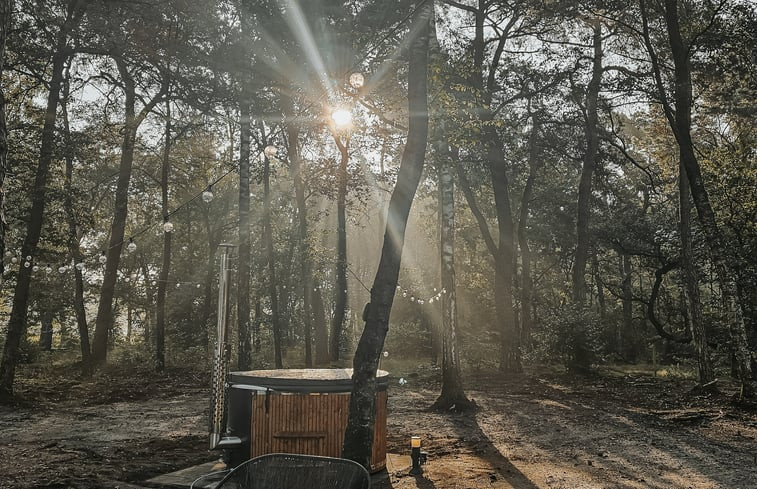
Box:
[331,108,352,127]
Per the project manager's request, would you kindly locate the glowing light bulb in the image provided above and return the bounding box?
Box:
[32,265,39,272]
[99,253,107,265]
[127,239,137,253]
[264,145,277,158]
[58,266,67,274]
[349,72,364,88]
[45,266,52,274]
[202,188,214,203]
[76,262,85,271]
[11,257,17,264]
[383,351,389,358]
[26,255,31,261]
[24,261,30,268]
[331,108,352,127]
[163,221,174,233]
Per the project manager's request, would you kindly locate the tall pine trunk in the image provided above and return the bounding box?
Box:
[342,2,430,467]
[0,23,71,397]
[0,0,10,276]
[261,127,283,368]
[572,21,602,304]
[431,123,471,411]
[661,0,753,396]
[237,99,252,370]
[680,162,713,383]
[331,136,349,361]
[155,97,172,371]
[518,119,541,348]
[91,58,166,366]
[61,73,91,373]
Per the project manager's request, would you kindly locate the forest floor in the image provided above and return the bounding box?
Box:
[1,361,756,489]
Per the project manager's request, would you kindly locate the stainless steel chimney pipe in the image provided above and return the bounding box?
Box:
[209,244,235,450]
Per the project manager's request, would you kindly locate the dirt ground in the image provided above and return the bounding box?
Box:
[1,364,755,489]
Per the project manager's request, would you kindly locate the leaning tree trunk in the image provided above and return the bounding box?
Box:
[61,74,92,374]
[431,124,472,412]
[680,162,713,383]
[342,2,430,468]
[0,40,69,398]
[330,134,349,361]
[572,21,602,305]
[662,0,753,396]
[91,58,166,366]
[155,96,172,372]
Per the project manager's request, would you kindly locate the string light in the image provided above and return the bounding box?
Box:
[127,238,137,253]
[24,261,30,268]
[58,265,67,274]
[76,262,85,271]
[162,217,174,233]
[264,145,277,158]
[99,251,107,265]
[201,186,214,203]
[45,266,52,274]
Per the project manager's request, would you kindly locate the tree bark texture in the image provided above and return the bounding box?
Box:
[342,2,430,467]
[262,128,283,368]
[331,135,349,361]
[518,119,541,348]
[285,108,313,366]
[237,99,252,370]
[572,21,602,305]
[91,57,166,366]
[0,0,10,277]
[662,0,753,396]
[0,9,74,396]
[156,98,172,372]
[431,124,471,411]
[61,75,91,373]
[680,163,713,383]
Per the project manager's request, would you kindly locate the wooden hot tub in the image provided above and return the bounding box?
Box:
[224,368,389,472]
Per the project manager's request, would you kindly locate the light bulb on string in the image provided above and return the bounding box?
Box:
[127,238,137,254]
[11,257,17,264]
[349,72,364,88]
[26,255,31,261]
[176,283,181,288]
[125,277,130,283]
[163,217,174,233]
[202,186,214,203]
[76,262,85,271]
[99,251,107,265]
[23,261,30,268]
[402,292,407,298]
[196,283,201,289]
[4,251,10,257]
[264,145,277,158]
[45,266,52,274]
[58,265,67,274]
[32,265,39,272]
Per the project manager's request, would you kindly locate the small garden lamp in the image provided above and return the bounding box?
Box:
[409,436,426,475]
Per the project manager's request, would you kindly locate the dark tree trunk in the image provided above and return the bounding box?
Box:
[572,21,602,305]
[39,310,53,351]
[342,2,430,467]
[661,0,753,396]
[156,97,172,372]
[237,98,252,370]
[518,119,541,348]
[0,0,10,276]
[261,128,283,368]
[593,255,606,320]
[621,253,633,358]
[253,298,261,353]
[61,73,91,374]
[91,58,166,366]
[313,285,330,364]
[330,135,349,361]
[285,108,313,365]
[0,22,71,397]
[680,162,713,383]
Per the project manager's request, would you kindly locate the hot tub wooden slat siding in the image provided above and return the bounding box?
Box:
[249,390,387,472]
